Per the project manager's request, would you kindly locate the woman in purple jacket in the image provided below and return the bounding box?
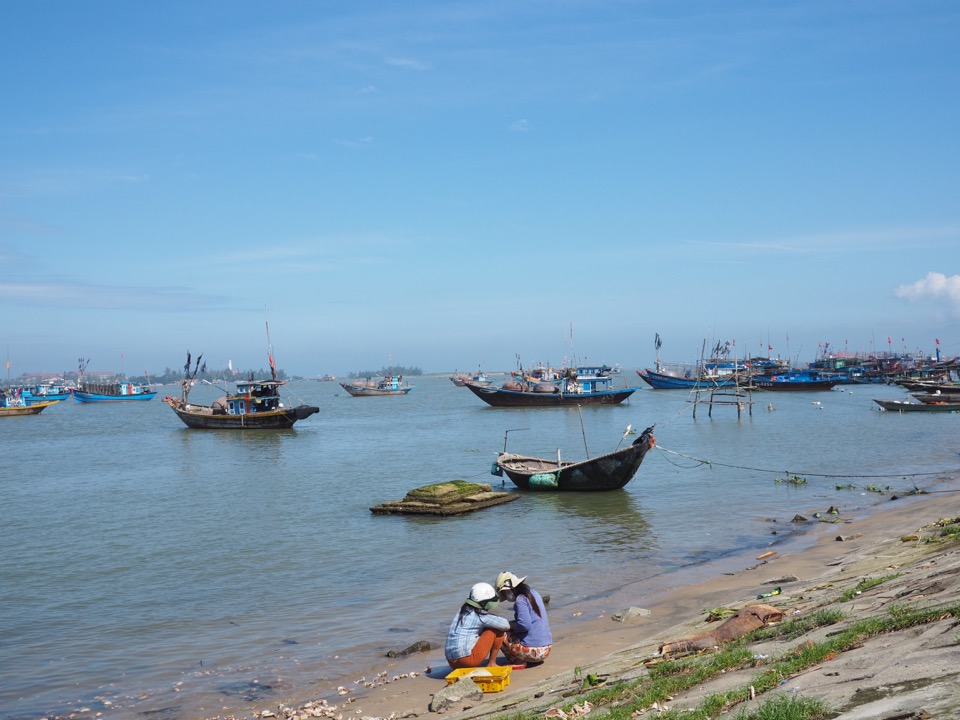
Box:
[495,571,553,665]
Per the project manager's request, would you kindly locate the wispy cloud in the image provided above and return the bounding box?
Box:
[0,281,224,311]
[692,225,960,257]
[509,119,533,133]
[895,272,960,312]
[336,136,374,149]
[386,57,431,71]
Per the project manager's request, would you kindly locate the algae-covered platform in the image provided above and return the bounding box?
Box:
[370,480,519,516]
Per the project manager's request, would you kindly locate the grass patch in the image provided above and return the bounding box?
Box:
[838,574,900,602]
[519,603,960,720]
[751,608,844,641]
[775,475,807,486]
[733,694,831,720]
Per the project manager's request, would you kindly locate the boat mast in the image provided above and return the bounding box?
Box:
[266,320,278,382]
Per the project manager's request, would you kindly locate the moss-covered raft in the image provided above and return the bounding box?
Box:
[370,480,519,516]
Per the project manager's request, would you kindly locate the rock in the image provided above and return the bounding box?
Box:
[386,640,431,658]
[611,607,651,622]
[835,533,863,542]
[429,676,483,712]
[764,575,799,584]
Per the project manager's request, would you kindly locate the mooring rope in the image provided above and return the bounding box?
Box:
[654,444,959,483]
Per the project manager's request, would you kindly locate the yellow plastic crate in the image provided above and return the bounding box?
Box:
[445,665,512,692]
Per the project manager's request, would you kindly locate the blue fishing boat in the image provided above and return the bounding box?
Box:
[637,367,737,390]
[74,381,157,402]
[751,371,840,391]
[27,382,72,401]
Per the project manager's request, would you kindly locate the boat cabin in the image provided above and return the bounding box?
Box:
[224,380,284,414]
[562,367,615,394]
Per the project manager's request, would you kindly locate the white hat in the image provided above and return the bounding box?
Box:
[469,582,497,605]
[495,571,527,593]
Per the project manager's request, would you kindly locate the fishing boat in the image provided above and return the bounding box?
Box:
[340,375,415,396]
[637,367,738,390]
[450,369,492,387]
[165,352,320,429]
[750,371,841,391]
[27,382,72,401]
[873,398,960,413]
[492,426,656,491]
[0,388,60,416]
[73,381,157,403]
[464,366,639,407]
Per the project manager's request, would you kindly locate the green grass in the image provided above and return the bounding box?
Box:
[838,574,900,602]
[733,694,831,720]
[504,602,960,720]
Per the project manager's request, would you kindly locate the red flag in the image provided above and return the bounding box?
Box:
[887,337,892,344]
[768,345,773,351]
[936,338,941,345]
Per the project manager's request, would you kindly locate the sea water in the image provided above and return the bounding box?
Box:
[2,375,958,719]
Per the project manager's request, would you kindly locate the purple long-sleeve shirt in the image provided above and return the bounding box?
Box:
[511,589,552,647]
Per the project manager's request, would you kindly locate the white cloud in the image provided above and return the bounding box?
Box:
[894,272,960,308]
[386,57,431,71]
[509,119,532,133]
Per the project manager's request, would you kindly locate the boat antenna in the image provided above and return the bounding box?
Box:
[576,404,590,458]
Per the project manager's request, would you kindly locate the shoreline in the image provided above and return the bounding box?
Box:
[199,473,960,720]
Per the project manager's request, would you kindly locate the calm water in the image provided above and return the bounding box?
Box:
[2,375,959,719]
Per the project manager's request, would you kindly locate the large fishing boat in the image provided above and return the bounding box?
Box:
[74,380,156,402]
[465,366,639,407]
[165,347,319,430]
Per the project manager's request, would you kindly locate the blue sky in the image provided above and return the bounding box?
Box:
[3,1,959,378]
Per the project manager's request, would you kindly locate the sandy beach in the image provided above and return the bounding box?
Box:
[205,483,960,720]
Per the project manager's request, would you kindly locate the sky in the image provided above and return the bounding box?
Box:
[3,1,960,378]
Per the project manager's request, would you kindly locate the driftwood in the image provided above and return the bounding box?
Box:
[658,604,784,657]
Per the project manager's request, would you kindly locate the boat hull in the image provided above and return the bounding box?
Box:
[751,378,839,391]
[874,399,960,413]
[0,400,60,417]
[464,381,637,407]
[637,369,735,389]
[165,398,319,429]
[74,391,157,403]
[496,427,656,491]
[340,383,413,396]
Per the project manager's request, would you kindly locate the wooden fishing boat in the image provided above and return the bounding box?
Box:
[340,375,414,396]
[465,366,639,407]
[493,426,656,491]
[637,368,737,390]
[165,347,319,429]
[0,388,61,416]
[874,398,960,413]
[450,369,492,387]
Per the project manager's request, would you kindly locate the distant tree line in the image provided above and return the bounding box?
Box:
[348,365,422,379]
[5,366,290,386]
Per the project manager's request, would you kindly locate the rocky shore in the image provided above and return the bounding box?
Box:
[209,486,960,720]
